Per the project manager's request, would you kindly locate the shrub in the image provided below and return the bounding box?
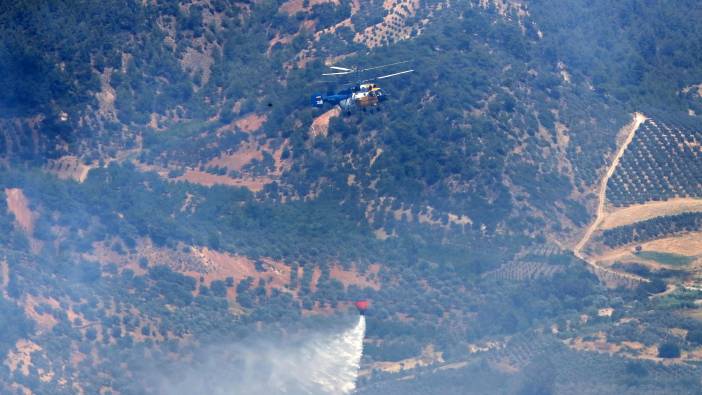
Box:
[658,342,681,358]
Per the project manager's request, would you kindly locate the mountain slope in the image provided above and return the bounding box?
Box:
[3,1,702,394]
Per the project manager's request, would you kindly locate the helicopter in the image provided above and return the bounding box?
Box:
[310,61,413,112]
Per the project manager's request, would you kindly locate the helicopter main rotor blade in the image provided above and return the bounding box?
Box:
[322,71,354,76]
[357,60,410,73]
[375,69,414,80]
[329,66,353,72]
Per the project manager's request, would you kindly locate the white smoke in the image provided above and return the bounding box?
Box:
[156,316,366,395]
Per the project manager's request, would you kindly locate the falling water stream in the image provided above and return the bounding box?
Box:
[305,315,366,394]
[156,316,366,395]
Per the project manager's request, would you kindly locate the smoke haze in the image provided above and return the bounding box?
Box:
[157,316,366,395]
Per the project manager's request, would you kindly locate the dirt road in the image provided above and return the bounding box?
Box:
[573,113,648,282]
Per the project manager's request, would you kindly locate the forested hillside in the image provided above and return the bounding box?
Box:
[2,0,702,394]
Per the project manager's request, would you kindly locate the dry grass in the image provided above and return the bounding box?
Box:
[564,333,668,363]
[685,309,702,321]
[591,231,702,271]
[359,344,443,376]
[601,198,702,230]
[566,328,702,364]
[595,249,682,272]
[638,232,702,257]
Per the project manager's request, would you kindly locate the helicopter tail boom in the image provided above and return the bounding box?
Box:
[311,94,325,107]
[311,91,352,108]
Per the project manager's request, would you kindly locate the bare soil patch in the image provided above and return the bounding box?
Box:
[267,33,294,55]
[309,108,340,137]
[5,188,35,234]
[235,113,267,133]
[45,156,93,183]
[307,263,380,292]
[417,206,472,228]
[96,69,117,119]
[23,295,60,333]
[70,350,87,368]
[279,0,339,15]
[178,170,271,192]
[176,137,289,193]
[5,339,41,376]
[189,247,291,298]
[84,239,138,271]
[681,83,702,98]
[207,140,263,171]
[331,263,380,290]
[180,45,214,86]
[370,148,383,166]
[313,17,354,40]
[1,259,8,298]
